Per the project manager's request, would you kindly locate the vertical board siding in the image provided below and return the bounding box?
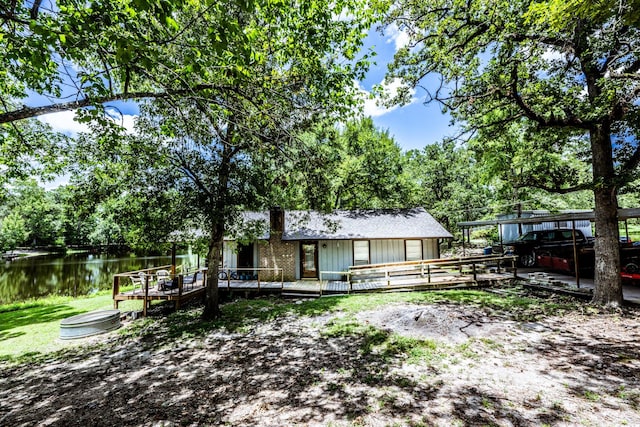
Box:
[370,240,405,264]
[253,243,259,270]
[423,239,438,259]
[318,240,352,280]
[222,241,238,269]
[294,241,301,279]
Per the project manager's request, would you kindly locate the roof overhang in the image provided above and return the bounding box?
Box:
[459,208,640,228]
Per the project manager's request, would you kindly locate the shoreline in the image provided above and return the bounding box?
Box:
[4,248,91,260]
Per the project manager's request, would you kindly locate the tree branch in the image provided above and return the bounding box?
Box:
[508,64,593,129]
[0,85,232,124]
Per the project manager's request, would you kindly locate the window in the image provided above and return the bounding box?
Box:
[353,241,370,266]
[405,240,422,261]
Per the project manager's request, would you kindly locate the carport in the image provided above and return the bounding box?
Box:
[458,207,640,287]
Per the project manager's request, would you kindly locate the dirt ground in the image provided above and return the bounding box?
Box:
[1,296,640,426]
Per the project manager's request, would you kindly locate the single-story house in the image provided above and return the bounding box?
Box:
[222,207,453,281]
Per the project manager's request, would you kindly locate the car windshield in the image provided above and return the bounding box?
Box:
[517,232,538,241]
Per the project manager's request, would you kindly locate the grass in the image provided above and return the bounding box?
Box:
[0,289,140,362]
[0,286,584,364]
[620,222,640,242]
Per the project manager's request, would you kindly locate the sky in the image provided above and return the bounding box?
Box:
[357,26,458,151]
[33,22,458,168]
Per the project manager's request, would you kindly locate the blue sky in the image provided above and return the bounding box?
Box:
[34,24,457,155]
[358,26,458,151]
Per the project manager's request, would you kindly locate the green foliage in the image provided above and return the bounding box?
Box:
[283,118,414,210]
[0,211,28,252]
[331,118,413,209]
[403,141,490,233]
[382,0,640,303]
[0,178,63,247]
[526,0,640,29]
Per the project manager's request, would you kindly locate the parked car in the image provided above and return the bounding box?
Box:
[504,229,594,267]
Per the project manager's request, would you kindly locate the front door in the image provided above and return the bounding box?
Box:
[301,241,319,279]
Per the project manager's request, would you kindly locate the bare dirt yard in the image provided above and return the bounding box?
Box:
[1,288,640,426]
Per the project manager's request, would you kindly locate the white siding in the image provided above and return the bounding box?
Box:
[253,243,259,269]
[318,240,352,280]
[422,239,439,259]
[222,241,237,269]
[405,240,423,261]
[294,241,300,279]
[353,241,370,265]
[370,240,405,264]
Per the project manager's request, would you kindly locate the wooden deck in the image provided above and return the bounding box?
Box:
[113,256,519,315]
[112,265,208,316]
[219,271,515,297]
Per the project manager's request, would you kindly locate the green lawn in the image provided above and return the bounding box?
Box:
[0,291,140,362]
[0,286,581,363]
[621,223,640,242]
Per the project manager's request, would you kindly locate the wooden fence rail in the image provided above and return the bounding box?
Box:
[319,255,519,292]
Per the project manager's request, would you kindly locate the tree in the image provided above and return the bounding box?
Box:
[383,0,640,306]
[403,141,491,236]
[0,0,190,184]
[332,118,412,209]
[63,0,373,319]
[0,211,28,252]
[264,118,416,211]
[3,179,62,246]
[468,121,594,213]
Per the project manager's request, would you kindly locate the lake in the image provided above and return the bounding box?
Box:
[0,252,200,304]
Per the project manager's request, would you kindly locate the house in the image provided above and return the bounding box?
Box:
[222,207,453,281]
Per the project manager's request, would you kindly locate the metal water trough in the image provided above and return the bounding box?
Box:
[60,309,121,340]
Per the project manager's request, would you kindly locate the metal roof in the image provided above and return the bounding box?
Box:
[458,208,640,228]
[234,208,453,240]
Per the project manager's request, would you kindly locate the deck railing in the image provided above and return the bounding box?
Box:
[112,265,208,316]
[320,255,518,292]
[217,267,284,292]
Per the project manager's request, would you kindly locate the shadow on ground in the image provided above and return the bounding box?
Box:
[1,297,640,426]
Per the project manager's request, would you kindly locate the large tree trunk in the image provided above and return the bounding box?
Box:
[590,122,622,306]
[202,127,234,319]
[203,223,224,319]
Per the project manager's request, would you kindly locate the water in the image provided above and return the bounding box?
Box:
[0,252,200,304]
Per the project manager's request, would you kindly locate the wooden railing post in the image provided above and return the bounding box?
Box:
[472,263,477,281]
[257,269,261,292]
[113,276,119,309]
[143,275,149,317]
[427,265,431,283]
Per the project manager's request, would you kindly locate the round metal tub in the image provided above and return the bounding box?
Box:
[60,309,121,340]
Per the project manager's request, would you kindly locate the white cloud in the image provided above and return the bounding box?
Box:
[106,108,137,134]
[38,110,90,135]
[358,78,417,118]
[38,109,137,136]
[542,48,564,62]
[385,23,410,51]
[40,173,71,190]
